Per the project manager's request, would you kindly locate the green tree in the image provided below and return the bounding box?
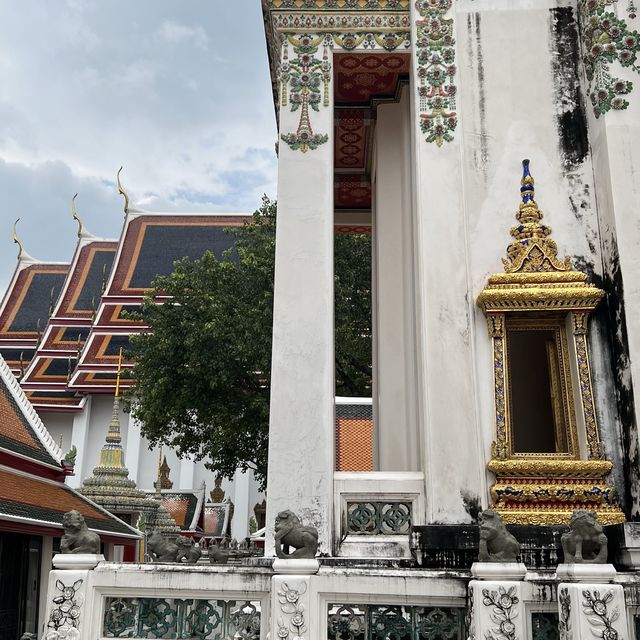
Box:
[129,197,371,489]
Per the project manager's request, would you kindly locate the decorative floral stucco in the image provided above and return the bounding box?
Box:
[280,34,331,152]
[414,0,457,146]
[578,0,640,116]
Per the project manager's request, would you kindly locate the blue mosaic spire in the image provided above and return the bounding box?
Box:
[520,159,535,204]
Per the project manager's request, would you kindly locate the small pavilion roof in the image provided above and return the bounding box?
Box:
[145,482,206,532]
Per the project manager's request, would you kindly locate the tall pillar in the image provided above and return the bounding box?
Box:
[374,88,420,472]
[127,413,142,485]
[231,468,251,540]
[583,1,640,515]
[265,33,335,555]
[410,1,485,522]
[178,457,195,489]
[67,396,92,488]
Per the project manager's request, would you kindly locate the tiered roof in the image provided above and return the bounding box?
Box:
[21,226,117,410]
[69,211,248,394]
[0,250,68,379]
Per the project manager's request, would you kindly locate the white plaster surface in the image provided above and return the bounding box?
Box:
[265,43,335,555]
[555,563,617,583]
[374,88,419,472]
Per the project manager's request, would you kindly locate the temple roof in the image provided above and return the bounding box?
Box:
[70,212,249,394]
[0,465,140,540]
[145,482,206,532]
[0,352,139,540]
[0,353,63,470]
[0,258,69,377]
[21,236,117,411]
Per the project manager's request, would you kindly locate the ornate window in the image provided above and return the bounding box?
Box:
[477,161,624,525]
[505,317,578,457]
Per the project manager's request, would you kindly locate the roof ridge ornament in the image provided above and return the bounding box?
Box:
[71,193,84,238]
[12,218,24,260]
[501,159,571,274]
[117,166,130,215]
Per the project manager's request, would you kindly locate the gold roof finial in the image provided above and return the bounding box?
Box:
[117,166,130,215]
[71,193,84,238]
[501,159,571,274]
[115,347,123,398]
[12,218,24,260]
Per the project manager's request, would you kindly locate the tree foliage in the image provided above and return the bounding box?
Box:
[129,197,371,489]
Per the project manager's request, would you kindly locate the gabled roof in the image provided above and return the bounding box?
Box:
[70,212,249,394]
[145,482,206,532]
[0,354,63,469]
[0,465,141,540]
[21,237,117,411]
[0,257,69,376]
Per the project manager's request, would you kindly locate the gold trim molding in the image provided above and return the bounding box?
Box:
[478,160,623,525]
[487,458,612,478]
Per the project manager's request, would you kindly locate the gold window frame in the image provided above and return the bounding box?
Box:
[503,316,579,460]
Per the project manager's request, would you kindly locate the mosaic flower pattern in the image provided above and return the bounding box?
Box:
[414,0,457,146]
[582,589,620,640]
[578,0,640,116]
[280,34,331,152]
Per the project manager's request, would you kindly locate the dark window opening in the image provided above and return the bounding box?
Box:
[507,327,570,455]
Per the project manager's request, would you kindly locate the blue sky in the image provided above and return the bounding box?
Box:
[0,0,277,291]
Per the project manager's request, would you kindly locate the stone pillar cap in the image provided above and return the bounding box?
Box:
[53,553,105,570]
[471,562,527,580]
[556,563,617,583]
[272,558,320,574]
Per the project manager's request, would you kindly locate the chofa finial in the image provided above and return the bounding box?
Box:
[117,166,130,215]
[71,193,84,238]
[12,218,24,260]
[501,159,571,274]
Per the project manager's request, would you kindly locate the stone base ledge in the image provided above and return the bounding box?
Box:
[555,563,616,583]
[53,553,105,570]
[471,562,527,580]
[272,558,320,574]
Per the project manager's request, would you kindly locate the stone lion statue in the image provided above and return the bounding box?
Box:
[561,510,608,564]
[60,510,101,554]
[147,531,180,562]
[175,536,202,564]
[274,510,319,559]
[478,509,520,563]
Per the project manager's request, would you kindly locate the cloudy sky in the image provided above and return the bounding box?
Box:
[0,0,277,291]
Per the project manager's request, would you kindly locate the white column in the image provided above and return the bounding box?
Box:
[178,457,196,489]
[410,1,485,522]
[231,468,251,540]
[67,396,92,488]
[266,34,335,555]
[374,87,419,472]
[38,536,53,636]
[588,5,640,514]
[126,414,142,485]
[556,565,625,640]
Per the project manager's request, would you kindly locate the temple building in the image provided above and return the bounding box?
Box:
[32,1,640,639]
[0,352,139,638]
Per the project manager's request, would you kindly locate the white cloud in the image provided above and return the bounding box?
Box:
[0,0,278,289]
[157,20,209,50]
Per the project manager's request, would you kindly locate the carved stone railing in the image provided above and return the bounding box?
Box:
[333,471,424,557]
[327,603,467,640]
[102,597,261,639]
[345,501,411,535]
